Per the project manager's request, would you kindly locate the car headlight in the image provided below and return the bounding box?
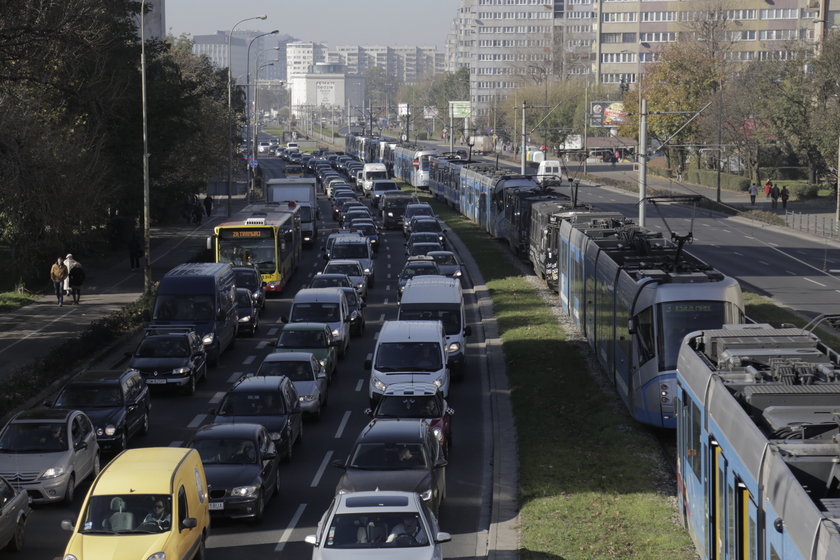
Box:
[202,333,215,345]
[319,358,327,367]
[239,316,251,323]
[363,268,371,274]
[268,281,281,288]
[252,290,261,300]
[332,329,340,337]
[432,378,443,388]
[41,466,67,479]
[269,432,282,441]
[231,485,259,497]
[300,394,317,402]
[64,556,79,560]
[419,489,433,501]
[356,283,364,290]
[373,379,387,392]
[453,270,462,277]
[387,212,394,217]
[432,426,443,443]
[146,553,166,560]
[104,424,117,437]
[448,342,461,353]
[172,367,190,375]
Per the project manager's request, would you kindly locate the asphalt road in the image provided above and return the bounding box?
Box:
[21,157,488,560]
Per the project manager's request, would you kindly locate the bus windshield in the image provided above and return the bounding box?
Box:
[218,237,276,274]
[658,301,739,370]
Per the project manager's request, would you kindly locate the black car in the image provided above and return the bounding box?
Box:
[339,287,366,336]
[333,419,447,514]
[232,266,266,310]
[211,376,303,463]
[235,287,260,336]
[309,273,353,291]
[186,423,280,522]
[128,327,208,395]
[49,369,151,454]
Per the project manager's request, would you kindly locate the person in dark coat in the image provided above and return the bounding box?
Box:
[129,230,143,271]
[203,194,214,217]
[68,262,86,304]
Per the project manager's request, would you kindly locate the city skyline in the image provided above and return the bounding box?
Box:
[166,0,457,48]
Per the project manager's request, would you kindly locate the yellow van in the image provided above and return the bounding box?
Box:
[61,447,210,560]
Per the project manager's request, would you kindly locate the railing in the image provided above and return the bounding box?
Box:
[783,211,840,241]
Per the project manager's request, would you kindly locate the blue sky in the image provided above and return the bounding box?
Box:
[166,0,458,47]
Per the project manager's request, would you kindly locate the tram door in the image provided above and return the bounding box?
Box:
[710,442,724,559]
[478,193,488,230]
[710,443,757,560]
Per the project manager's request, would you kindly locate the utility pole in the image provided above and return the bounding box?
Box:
[638,98,648,228]
[521,101,527,174]
[404,104,411,143]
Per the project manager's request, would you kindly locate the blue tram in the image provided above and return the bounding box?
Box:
[428,155,477,211]
[555,216,744,427]
[393,144,437,188]
[676,324,840,560]
[459,165,537,238]
[502,187,572,258]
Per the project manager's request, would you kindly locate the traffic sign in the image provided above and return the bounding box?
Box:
[249,159,259,168]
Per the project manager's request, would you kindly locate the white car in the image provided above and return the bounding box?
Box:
[305,490,451,559]
[257,141,271,153]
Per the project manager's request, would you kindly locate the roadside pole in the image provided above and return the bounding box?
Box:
[639,98,647,228]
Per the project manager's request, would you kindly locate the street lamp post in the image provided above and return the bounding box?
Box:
[227,15,267,218]
[140,0,151,294]
[246,30,279,194]
[253,62,275,172]
[528,65,549,157]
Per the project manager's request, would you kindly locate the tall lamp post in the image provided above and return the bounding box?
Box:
[227,15,267,218]
[253,62,276,169]
[246,30,279,193]
[139,0,151,294]
[528,65,548,157]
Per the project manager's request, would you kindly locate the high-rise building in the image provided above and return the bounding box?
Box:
[287,42,328,78]
[191,32,292,83]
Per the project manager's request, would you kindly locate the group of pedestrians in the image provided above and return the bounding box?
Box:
[49,253,86,307]
[748,179,789,209]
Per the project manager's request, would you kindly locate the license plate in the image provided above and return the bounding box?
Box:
[145,378,167,385]
[209,502,224,511]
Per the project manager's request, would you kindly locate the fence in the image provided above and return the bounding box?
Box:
[784,211,840,241]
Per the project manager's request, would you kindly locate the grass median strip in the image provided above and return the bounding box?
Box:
[419,196,696,559]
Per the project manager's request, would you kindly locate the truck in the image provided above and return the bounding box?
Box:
[361,163,388,196]
[266,178,318,246]
[468,135,495,155]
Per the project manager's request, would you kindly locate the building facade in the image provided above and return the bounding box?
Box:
[289,63,366,119]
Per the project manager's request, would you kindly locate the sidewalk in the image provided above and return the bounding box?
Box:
[0,197,249,382]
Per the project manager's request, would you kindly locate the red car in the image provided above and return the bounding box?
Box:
[367,383,453,457]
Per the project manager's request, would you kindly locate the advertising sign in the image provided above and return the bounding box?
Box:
[449,101,471,118]
[398,103,410,116]
[315,81,336,106]
[589,101,626,127]
[423,106,439,120]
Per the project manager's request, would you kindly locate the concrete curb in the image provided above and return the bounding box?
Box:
[444,226,520,560]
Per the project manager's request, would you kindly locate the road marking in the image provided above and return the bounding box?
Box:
[242,355,256,365]
[187,414,206,429]
[311,452,334,487]
[267,327,278,336]
[274,503,307,552]
[169,440,183,447]
[374,330,380,340]
[387,263,391,269]
[702,223,710,227]
[386,273,392,279]
[209,392,225,404]
[385,285,391,291]
[335,411,352,439]
[383,298,389,305]
[275,317,284,324]
[758,260,769,266]
[768,242,779,247]
[732,251,742,256]
[256,340,269,349]
[355,379,364,392]
[804,278,826,287]
[785,270,796,275]
[227,371,243,383]
[721,229,731,233]
[387,253,391,259]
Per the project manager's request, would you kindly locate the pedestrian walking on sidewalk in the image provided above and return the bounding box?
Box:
[770,184,780,209]
[68,261,85,304]
[62,254,79,294]
[129,230,143,271]
[50,258,68,306]
[780,186,790,209]
[203,194,214,217]
[748,183,758,205]
[764,179,772,198]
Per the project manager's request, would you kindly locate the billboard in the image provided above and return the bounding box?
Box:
[589,101,626,127]
[449,101,471,118]
[315,81,336,106]
[398,103,410,116]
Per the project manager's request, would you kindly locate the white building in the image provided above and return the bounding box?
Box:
[289,63,365,120]
[287,42,327,78]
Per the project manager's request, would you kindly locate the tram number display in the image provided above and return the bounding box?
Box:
[219,229,272,239]
[663,303,713,314]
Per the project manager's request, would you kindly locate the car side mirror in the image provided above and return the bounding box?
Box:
[181,517,197,530]
[364,358,372,369]
[42,399,52,407]
[331,459,346,469]
[317,371,327,380]
[464,325,472,336]
[434,458,448,469]
[363,407,373,417]
[435,531,452,543]
[263,450,277,461]
[75,441,88,452]
[627,318,635,335]
[61,519,76,532]
[281,316,288,323]
[305,534,318,545]
[208,407,217,415]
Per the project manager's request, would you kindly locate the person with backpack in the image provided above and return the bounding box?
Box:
[68,261,86,304]
[770,184,780,209]
[780,186,790,209]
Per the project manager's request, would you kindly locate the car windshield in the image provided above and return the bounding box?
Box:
[153,294,214,322]
[376,396,442,418]
[349,442,427,470]
[79,494,172,535]
[277,329,327,348]
[291,303,340,324]
[367,171,388,181]
[233,271,259,290]
[136,337,190,358]
[374,342,442,371]
[398,307,461,335]
[310,276,349,289]
[192,438,257,465]
[407,207,433,219]
[374,183,399,192]
[401,265,438,279]
[236,291,253,306]
[325,264,361,276]
[56,385,123,408]
[413,221,441,233]
[409,234,440,244]
[0,422,68,452]
[355,225,376,236]
[431,253,457,266]
[408,244,441,257]
[259,360,313,381]
[332,244,368,259]
[218,392,286,416]
[324,512,428,549]
[384,198,412,210]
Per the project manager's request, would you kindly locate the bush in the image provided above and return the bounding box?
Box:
[792,184,820,200]
[416,132,428,140]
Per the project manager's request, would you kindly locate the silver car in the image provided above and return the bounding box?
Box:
[0,408,100,504]
[0,474,30,551]
[305,490,451,559]
[323,259,367,300]
[257,352,329,420]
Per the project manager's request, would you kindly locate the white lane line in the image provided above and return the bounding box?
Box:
[732,251,743,257]
[335,411,352,439]
[209,392,225,404]
[256,340,269,349]
[378,313,385,322]
[274,503,307,552]
[355,379,364,392]
[721,229,731,233]
[169,440,183,447]
[385,285,391,291]
[242,355,256,365]
[768,242,779,247]
[383,298,389,305]
[785,270,796,275]
[374,330,380,340]
[835,290,840,295]
[386,273,392,279]
[276,317,284,323]
[387,263,392,269]
[804,278,827,287]
[701,223,710,227]
[227,371,243,383]
[758,260,769,266]
[267,327,278,336]
[387,253,391,259]
[311,451,334,488]
[187,414,207,429]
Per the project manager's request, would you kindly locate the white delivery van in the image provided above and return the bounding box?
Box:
[361,163,388,196]
[287,288,351,357]
[365,320,449,406]
[536,160,565,186]
[399,276,470,380]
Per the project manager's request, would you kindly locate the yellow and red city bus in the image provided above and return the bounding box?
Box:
[211,204,301,293]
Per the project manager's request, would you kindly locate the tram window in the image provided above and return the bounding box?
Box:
[748,516,757,560]
[634,308,655,364]
[727,482,736,559]
[691,402,701,479]
[770,545,780,560]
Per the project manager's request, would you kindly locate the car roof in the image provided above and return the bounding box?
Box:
[192,422,263,440]
[326,259,363,268]
[381,382,441,396]
[378,320,443,341]
[293,288,346,302]
[93,448,194,495]
[427,250,457,259]
[12,408,75,422]
[230,376,288,391]
[262,352,314,362]
[279,322,329,331]
[66,370,131,385]
[356,418,428,443]
[334,491,420,514]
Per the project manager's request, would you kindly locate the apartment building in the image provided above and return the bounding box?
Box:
[323,45,445,83]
